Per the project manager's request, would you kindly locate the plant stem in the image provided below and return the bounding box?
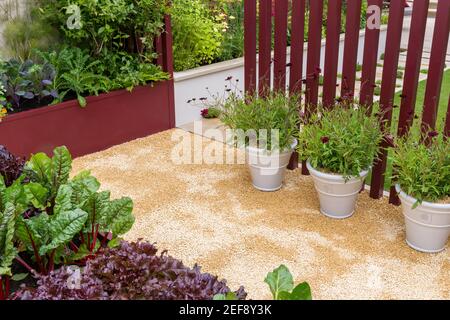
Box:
[25,224,44,274]
[15,255,35,273]
[80,232,85,244]
[5,277,9,300]
[48,250,56,273]
[90,224,99,252]
[69,241,79,253]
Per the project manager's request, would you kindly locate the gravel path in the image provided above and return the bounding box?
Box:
[72,129,449,300]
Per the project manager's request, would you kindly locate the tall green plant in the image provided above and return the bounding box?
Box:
[171,0,224,71]
[219,88,300,151]
[391,131,450,204]
[298,106,384,179]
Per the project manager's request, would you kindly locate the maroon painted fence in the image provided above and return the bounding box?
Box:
[244,0,450,203]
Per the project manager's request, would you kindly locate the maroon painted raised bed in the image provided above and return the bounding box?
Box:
[0,81,175,158]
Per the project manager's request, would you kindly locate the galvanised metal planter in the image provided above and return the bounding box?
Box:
[246,139,297,192]
[307,161,369,219]
[396,185,450,253]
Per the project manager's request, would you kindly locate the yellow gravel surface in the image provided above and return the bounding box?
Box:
[72,129,449,300]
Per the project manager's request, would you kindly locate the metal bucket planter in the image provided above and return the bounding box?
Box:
[246,140,297,192]
[396,185,450,253]
[307,161,369,219]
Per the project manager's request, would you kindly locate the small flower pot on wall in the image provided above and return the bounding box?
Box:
[307,161,369,219]
[246,140,297,192]
[396,185,450,253]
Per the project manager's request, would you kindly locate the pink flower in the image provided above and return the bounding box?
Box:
[201,109,209,118]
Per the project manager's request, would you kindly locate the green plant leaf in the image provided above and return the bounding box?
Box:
[213,292,238,300]
[290,282,312,300]
[54,184,73,216]
[0,203,18,276]
[77,95,87,108]
[39,209,88,256]
[51,146,72,193]
[264,264,294,300]
[82,191,110,232]
[69,171,100,207]
[103,197,134,235]
[25,152,52,186]
[24,182,48,210]
[11,273,28,281]
[15,213,50,251]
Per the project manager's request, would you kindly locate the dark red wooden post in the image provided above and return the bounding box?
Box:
[370,0,405,200]
[421,0,450,134]
[341,0,362,101]
[387,0,430,205]
[161,14,175,128]
[259,0,272,96]
[273,0,289,92]
[445,96,450,137]
[244,0,257,95]
[397,0,429,137]
[359,0,383,109]
[289,0,306,95]
[323,0,343,108]
[287,0,306,171]
[305,0,323,111]
[303,0,323,175]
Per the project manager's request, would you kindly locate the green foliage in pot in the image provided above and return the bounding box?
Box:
[391,131,450,204]
[219,90,300,151]
[298,106,384,179]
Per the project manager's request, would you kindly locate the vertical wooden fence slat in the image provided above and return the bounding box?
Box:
[370,0,405,200]
[289,0,306,95]
[244,0,257,95]
[397,0,429,137]
[445,96,450,137]
[323,0,343,108]
[341,0,362,101]
[287,0,306,171]
[305,0,323,110]
[389,0,430,205]
[273,0,289,91]
[259,0,272,96]
[421,0,450,133]
[303,0,323,175]
[359,0,383,108]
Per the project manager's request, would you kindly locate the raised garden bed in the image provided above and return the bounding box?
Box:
[0,81,175,158]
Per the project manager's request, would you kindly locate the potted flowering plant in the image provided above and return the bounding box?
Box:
[219,91,300,191]
[298,106,383,219]
[392,130,450,253]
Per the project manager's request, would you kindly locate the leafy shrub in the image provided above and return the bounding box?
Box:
[0,59,57,110]
[37,48,109,107]
[298,106,384,179]
[38,0,167,60]
[392,131,450,204]
[0,145,25,187]
[219,86,300,151]
[18,240,247,300]
[172,0,224,71]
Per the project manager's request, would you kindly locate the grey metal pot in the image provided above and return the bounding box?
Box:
[307,161,369,219]
[246,139,297,192]
[396,185,450,253]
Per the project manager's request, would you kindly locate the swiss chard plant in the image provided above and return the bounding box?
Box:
[18,146,135,273]
[0,202,17,300]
